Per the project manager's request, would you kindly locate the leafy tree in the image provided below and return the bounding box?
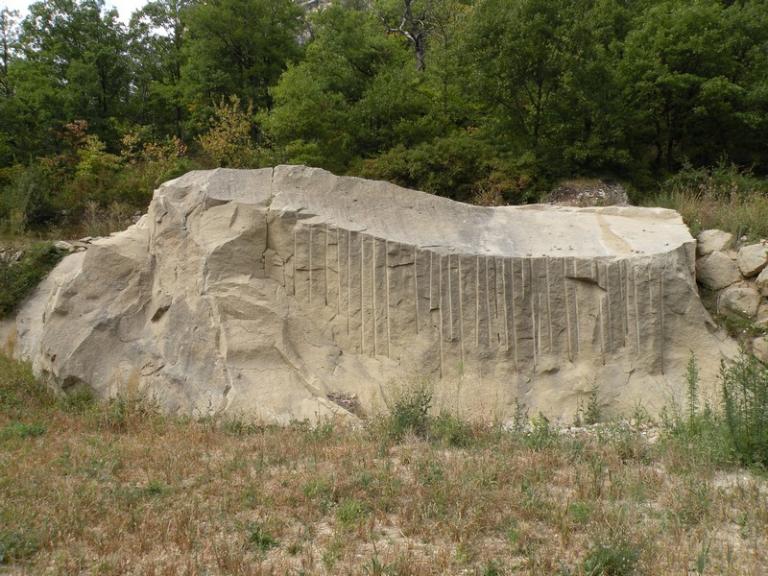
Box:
[181,0,303,130]
[128,0,191,137]
[264,4,413,172]
[19,0,131,146]
[620,0,768,173]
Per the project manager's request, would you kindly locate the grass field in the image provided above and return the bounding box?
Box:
[1,354,767,576]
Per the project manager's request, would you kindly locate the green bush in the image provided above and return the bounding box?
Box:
[385,385,432,441]
[650,165,768,240]
[246,522,279,553]
[582,539,640,576]
[721,352,768,467]
[430,411,474,448]
[0,355,53,410]
[0,166,58,232]
[0,529,39,564]
[0,243,65,318]
[0,422,46,440]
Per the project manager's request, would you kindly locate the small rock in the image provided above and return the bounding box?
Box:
[755,267,768,296]
[548,178,629,207]
[696,251,741,290]
[697,229,734,257]
[78,237,94,244]
[736,242,768,277]
[54,240,75,252]
[756,302,768,328]
[718,284,761,319]
[752,336,768,364]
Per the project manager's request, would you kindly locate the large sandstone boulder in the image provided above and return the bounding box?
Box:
[2,167,736,423]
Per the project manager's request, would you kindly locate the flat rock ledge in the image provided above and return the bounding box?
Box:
[2,167,735,424]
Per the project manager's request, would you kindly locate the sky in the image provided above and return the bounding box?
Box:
[2,0,145,22]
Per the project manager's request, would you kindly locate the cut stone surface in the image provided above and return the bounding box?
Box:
[696,251,741,290]
[1,167,737,424]
[737,242,768,277]
[697,229,734,257]
[717,284,761,319]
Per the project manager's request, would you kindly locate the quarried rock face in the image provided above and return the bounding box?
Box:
[3,167,735,423]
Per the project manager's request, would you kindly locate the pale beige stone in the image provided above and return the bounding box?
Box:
[717,284,761,319]
[696,251,741,290]
[752,337,768,364]
[3,167,737,424]
[697,229,734,257]
[755,267,768,296]
[737,242,768,277]
[756,302,768,328]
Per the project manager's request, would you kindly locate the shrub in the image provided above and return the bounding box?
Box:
[582,539,640,576]
[0,355,53,410]
[0,529,38,564]
[721,352,768,467]
[430,411,474,447]
[650,164,768,240]
[0,243,65,318]
[0,422,46,440]
[0,165,58,231]
[198,96,261,168]
[385,384,432,441]
[246,522,278,553]
[335,498,368,529]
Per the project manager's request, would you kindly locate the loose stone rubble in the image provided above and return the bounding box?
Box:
[694,231,768,364]
[1,167,737,424]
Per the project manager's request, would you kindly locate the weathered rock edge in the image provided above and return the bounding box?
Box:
[2,167,736,423]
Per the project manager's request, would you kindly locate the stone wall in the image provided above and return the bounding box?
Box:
[695,230,768,361]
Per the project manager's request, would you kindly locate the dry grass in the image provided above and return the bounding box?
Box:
[1,356,767,575]
[652,189,768,241]
[648,165,768,240]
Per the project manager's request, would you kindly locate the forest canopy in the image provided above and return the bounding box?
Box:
[1,0,767,235]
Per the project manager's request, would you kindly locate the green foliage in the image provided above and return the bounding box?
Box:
[197,96,260,168]
[1,0,768,235]
[721,352,768,467]
[385,384,432,441]
[0,242,64,318]
[575,384,603,426]
[335,498,368,529]
[0,421,46,440]
[0,355,53,410]
[430,411,473,448]
[525,413,560,450]
[0,529,38,564]
[181,0,302,128]
[582,539,640,576]
[246,522,279,553]
[650,165,768,240]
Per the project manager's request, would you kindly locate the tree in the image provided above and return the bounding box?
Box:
[128,0,192,137]
[0,8,19,97]
[181,0,303,131]
[264,4,418,172]
[17,0,131,147]
[619,0,768,173]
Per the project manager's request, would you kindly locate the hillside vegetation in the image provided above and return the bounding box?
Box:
[1,0,768,239]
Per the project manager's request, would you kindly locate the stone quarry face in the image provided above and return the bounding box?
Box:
[3,167,736,423]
